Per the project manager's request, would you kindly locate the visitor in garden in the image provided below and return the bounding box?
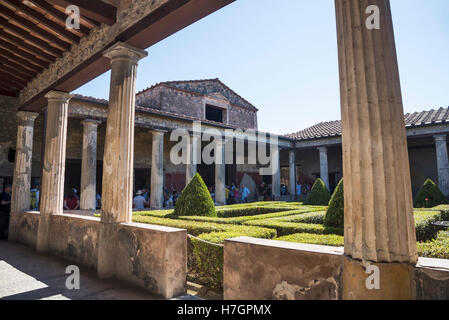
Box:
[133,190,147,210]
[241,184,250,203]
[233,186,240,203]
[281,184,288,195]
[63,188,80,211]
[296,182,302,196]
[30,184,40,211]
[229,183,236,204]
[0,184,12,240]
[258,182,267,201]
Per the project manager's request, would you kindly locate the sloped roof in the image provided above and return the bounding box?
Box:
[286,107,449,140]
[136,78,259,111]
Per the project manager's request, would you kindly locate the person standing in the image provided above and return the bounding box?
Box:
[64,188,80,211]
[0,184,12,239]
[241,184,250,203]
[133,190,147,210]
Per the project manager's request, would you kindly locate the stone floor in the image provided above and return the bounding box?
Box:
[0,240,196,300]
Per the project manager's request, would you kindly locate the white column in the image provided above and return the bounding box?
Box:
[317,146,329,188]
[185,134,198,185]
[271,146,281,200]
[9,111,39,241]
[215,139,226,205]
[98,42,147,279]
[80,120,101,210]
[434,135,449,197]
[37,91,72,253]
[288,149,296,198]
[150,130,165,209]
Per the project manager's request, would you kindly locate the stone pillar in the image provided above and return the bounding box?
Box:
[98,42,147,279]
[9,111,39,242]
[185,135,198,185]
[150,130,165,209]
[215,140,226,205]
[80,120,101,211]
[288,149,296,198]
[317,147,329,188]
[271,146,281,200]
[434,135,449,197]
[36,91,72,253]
[335,0,417,299]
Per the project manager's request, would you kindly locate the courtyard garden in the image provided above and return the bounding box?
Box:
[131,174,449,293]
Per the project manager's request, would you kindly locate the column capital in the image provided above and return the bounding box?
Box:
[104,42,148,64]
[81,119,102,127]
[317,146,328,153]
[152,129,166,137]
[17,111,39,122]
[44,90,72,103]
[434,134,447,142]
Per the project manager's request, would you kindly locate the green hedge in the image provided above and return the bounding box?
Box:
[414,210,445,241]
[305,178,331,205]
[414,179,449,208]
[276,233,344,246]
[273,211,326,224]
[174,173,216,217]
[243,219,344,237]
[417,231,449,259]
[324,179,344,228]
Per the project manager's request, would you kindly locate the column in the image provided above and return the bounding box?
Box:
[185,134,198,185]
[335,0,417,299]
[271,146,281,200]
[36,91,72,253]
[288,149,296,198]
[434,135,449,197]
[150,130,165,209]
[9,111,39,242]
[317,147,329,188]
[80,120,101,210]
[98,42,147,278]
[215,139,226,205]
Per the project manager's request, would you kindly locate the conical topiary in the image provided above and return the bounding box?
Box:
[174,173,216,217]
[414,179,449,208]
[305,178,331,205]
[324,179,344,228]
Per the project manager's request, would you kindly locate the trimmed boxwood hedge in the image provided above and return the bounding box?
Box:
[272,211,326,224]
[414,210,446,241]
[276,233,344,247]
[242,219,344,237]
[174,173,216,217]
[414,179,449,208]
[417,231,449,259]
[305,178,331,205]
[324,179,344,228]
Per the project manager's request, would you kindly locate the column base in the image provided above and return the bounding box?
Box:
[343,255,414,300]
[7,212,20,242]
[97,222,118,279]
[36,215,51,254]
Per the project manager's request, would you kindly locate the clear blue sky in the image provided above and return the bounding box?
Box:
[75,0,449,135]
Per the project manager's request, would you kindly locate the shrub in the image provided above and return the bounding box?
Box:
[417,230,449,259]
[276,233,344,247]
[414,210,445,241]
[243,219,343,237]
[305,178,331,206]
[414,179,448,208]
[173,173,216,217]
[273,211,326,224]
[324,179,344,228]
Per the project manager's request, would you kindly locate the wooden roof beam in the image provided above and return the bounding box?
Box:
[0,4,72,49]
[46,0,116,25]
[0,62,34,81]
[0,38,50,67]
[0,55,37,77]
[0,16,63,56]
[0,47,43,72]
[0,30,56,62]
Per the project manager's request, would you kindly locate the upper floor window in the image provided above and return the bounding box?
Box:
[205,104,224,123]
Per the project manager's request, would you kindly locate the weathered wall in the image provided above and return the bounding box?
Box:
[13,211,187,299]
[224,237,344,300]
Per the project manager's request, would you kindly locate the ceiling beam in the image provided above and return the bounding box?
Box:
[27,0,91,35]
[0,87,17,96]
[0,30,56,62]
[0,72,26,88]
[0,4,71,50]
[0,47,43,73]
[46,0,116,25]
[2,0,81,42]
[0,62,34,81]
[0,38,50,68]
[0,16,63,56]
[0,55,37,77]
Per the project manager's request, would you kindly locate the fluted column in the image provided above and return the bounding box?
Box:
[150,130,165,209]
[271,146,281,200]
[215,139,226,205]
[98,42,147,279]
[434,135,449,197]
[185,135,198,185]
[36,91,72,253]
[288,149,296,198]
[9,111,39,242]
[317,147,329,188]
[80,120,101,210]
[336,0,417,299]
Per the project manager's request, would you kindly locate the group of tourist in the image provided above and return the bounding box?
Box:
[132,187,180,210]
[224,183,251,204]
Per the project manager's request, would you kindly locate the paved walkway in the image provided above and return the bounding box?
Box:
[0,240,193,300]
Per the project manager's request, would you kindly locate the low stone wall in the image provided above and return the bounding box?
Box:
[13,211,187,299]
[224,237,449,300]
[224,237,344,300]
